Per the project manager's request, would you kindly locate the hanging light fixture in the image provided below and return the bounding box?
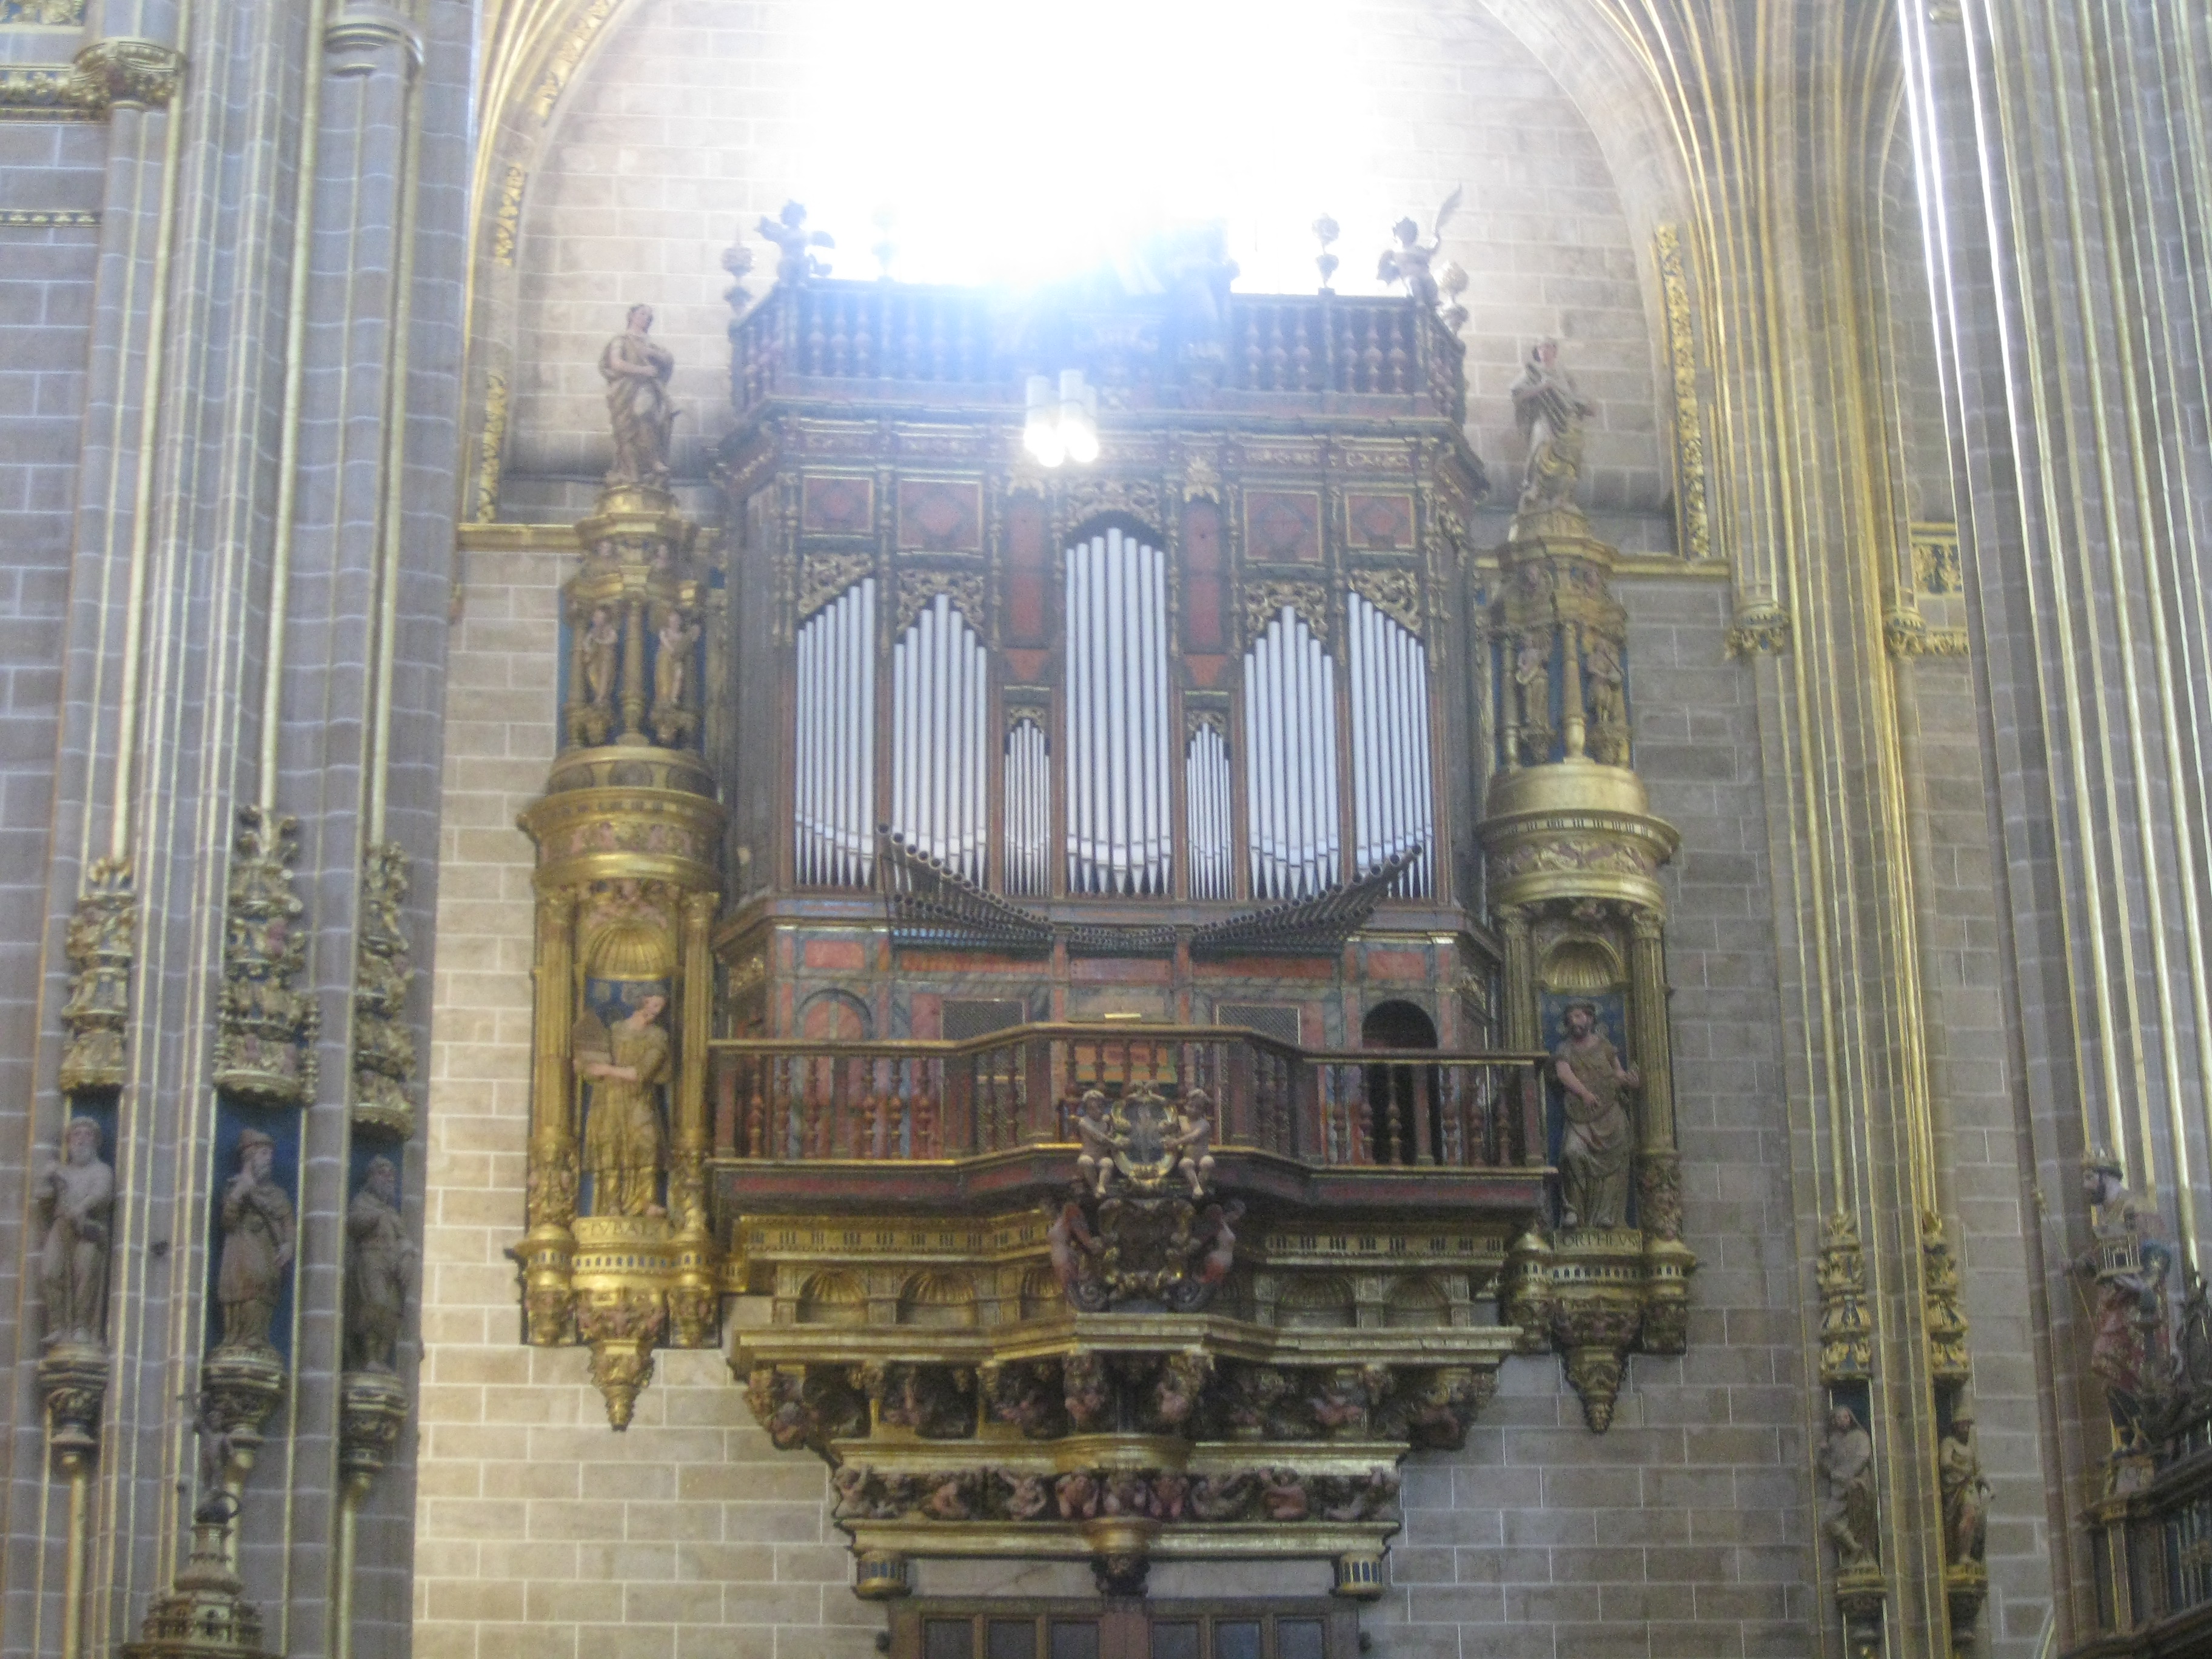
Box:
[1023,369,1098,466]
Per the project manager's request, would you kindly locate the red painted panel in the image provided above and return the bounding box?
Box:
[1363,950,1430,982]
[802,474,873,535]
[1005,494,1048,645]
[897,479,983,551]
[1244,490,1323,563]
[1070,957,1173,984]
[1183,499,1225,650]
[803,938,866,970]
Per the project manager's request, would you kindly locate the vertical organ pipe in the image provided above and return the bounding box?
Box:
[794,580,877,886]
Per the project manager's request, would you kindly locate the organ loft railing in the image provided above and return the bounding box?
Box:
[710,1024,1545,1170]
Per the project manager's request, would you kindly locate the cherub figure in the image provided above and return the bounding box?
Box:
[1073,1089,1117,1196]
[1165,1089,1216,1196]
[759,200,833,285]
[999,1469,1052,1520]
[1376,187,1462,309]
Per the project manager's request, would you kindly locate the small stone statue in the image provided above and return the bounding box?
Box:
[578,991,671,1217]
[216,1128,295,1353]
[580,605,620,709]
[344,1155,416,1373]
[1511,337,1598,515]
[598,303,677,489]
[1512,633,1553,763]
[1073,1089,1116,1196]
[759,199,833,286]
[1820,1405,1879,1569]
[1939,1413,1991,1566]
[1583,634,1629,765]
[1165,1088,1216,1197]
[652,609,699,714]
[35,1115,114,1349]
[1552,1001,1638,1228]
[1376,187,1461,308]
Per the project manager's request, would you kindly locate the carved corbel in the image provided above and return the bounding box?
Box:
[71,38,184,113]
[576,1284,666,1430]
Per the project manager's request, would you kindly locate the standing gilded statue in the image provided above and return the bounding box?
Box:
[578,991,671,1217]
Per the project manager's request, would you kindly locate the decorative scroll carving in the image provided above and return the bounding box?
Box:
[59,857,133,1094]
[1348,566,1421,636]
[1062,476,1161,531]
[1654,225,1712,560]
[1725,602,1792,657]
[528,0,617,118]
[71,38,184,112]
[352,842,417,1137]
[1054,1085,1233,1311]
[578,1285,665,1430]
[1911,522,1962,593]
[1885,609,1970,657]
[473,370,509,523]
[213,806,318,1107]
[1179,453,1223,503]
[798,551,874,625]
[895,568,985,636]
[489,164,524,266]
[1243,579,1329,646]
[1920,1212,1972,1386]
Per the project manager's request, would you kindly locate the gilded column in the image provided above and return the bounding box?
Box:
[522,886,579,1346]
[667,889,721,1348]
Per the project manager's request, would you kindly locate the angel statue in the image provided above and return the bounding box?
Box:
[1378,187,1462,309]
[759,200,833,286]
[1511,337,1598,515]
[599,304,677,489]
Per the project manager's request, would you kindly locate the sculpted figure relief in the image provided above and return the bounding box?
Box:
[2076,1150,2175,1454]
[1820,1406,1879,1569]
[1376,187,1460,309]
[578,991,671,1217]
[600,303,677,488]
[653,609,699,712]
[1552,1001,1638,1228]
[345,1155,416,1372]
[36,1115,114,1348]
[1511,338,1597,514]
[216,1128,295,1352]
[1939,1414,1991,1566]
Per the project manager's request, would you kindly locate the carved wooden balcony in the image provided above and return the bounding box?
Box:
[705,1022,1543,1597]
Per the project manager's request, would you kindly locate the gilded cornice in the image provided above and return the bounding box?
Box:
[72,37,184,111]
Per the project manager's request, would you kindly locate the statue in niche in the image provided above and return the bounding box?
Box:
[759,200,833,286]
[216,1127,295,1353]
[646,606,699,725]
[345,1155,415,1372]
[1583,634,1630,765]
[1512,337,1597,515]
[1820,1404,1879,1570]
[580,605,620,708]
[1552,1000,1638,1228]
[1376,187,1461,309]
[578,990,671,1217]
[1512,633,1553,765]
[35,1115,113,1349]
[599,303,677,489]
[2076,1149,2175,1457]
[1939,1413,1991,1566]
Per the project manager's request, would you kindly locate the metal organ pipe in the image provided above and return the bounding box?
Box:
[890,593,987,885]
[794,578,877,886]
[1065,529,1171,894]
[1187,722,1232,900]
[1346,592,1433,897]
[1005,717,1048,895]
[1242,606,1339,900]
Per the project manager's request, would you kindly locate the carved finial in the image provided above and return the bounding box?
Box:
[1312,213,1340,293]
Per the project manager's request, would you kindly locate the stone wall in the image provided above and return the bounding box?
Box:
[412,548,1809,1658]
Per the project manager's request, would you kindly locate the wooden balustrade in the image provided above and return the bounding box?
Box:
[711,1025,1541,1170]
[730,283,1464,422]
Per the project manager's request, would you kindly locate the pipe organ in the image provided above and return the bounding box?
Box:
[793,577,876,887]
[517,269,1694,1598]
[1065,528,1173,896]
[1242,605,1341,901]
[1347,592,1435,897]
[890,592,990,885]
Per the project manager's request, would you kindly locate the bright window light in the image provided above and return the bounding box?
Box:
[788,0,1388,293]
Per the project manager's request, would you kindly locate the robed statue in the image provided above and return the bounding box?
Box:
[578,991,671,1217]
[1820,1406,1879,1570]
[1552,1000,1638,1228]
[1939,1414,1991,1566]
[216,1127,295,1352]
[1511,337,1597,514]
[35,1114,114,1348]
[345,1155,416,1372]
[600,303,677,488]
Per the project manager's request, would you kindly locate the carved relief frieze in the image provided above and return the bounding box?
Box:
[1244,579,1329,646]
[798,550,875,624]
[213,806,318,1107]
[352,842,417,1138]
[1347,565,1422,635]
[895,568,987,635]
